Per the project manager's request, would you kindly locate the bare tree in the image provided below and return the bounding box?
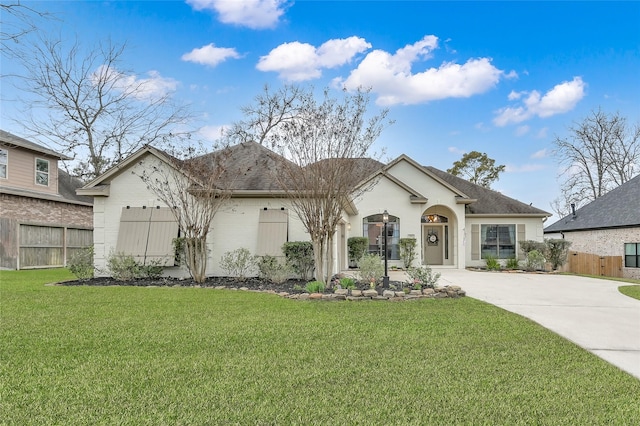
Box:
[552,109,640,217]
[1,1,50,62]
[446,151,505,189]
[229,85,392,284]
[136,140,239,283]
[16,36,191,181]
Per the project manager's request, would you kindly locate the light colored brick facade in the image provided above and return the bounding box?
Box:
[560,227,640,279]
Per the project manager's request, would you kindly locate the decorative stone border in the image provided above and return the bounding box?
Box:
[211,285,466,301]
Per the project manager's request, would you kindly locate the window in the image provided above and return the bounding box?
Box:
[35,158,49,186]
[481,224,515,259]
[0,148,7,178]
[363,214,400,260]
[115,206,179,266]
[625,243,640,268]
[256,209,288,256]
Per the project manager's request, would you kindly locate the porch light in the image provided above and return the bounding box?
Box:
[382,210,389,287]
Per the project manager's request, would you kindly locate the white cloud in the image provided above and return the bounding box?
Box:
[515,125,530,136]
[187,0,287,29]
[531,148,547,159]
[199,124,228,141]
[536,127,548,139]
[448,146,466,155]
[93,66,178,100]
[505,163,546,173]
[181,43,240,67]
[257,36,371,81]
[338,36,504,106]
[493,77,586,126]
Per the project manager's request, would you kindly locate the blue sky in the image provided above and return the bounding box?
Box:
[2,1,639,222]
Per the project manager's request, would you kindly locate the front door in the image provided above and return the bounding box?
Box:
[423,225,443,265]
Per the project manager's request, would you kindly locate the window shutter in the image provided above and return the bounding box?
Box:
[471,224,480,260]
[115,207,179,266]
[257,209,288,256]
[517,224,526,260]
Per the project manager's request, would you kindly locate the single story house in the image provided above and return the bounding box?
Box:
[544,174,640,279]
[78,141,550,278]
[0,130,93,269]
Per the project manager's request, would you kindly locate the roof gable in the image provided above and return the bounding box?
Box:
[544,174,640,232]
[0,129,71,160]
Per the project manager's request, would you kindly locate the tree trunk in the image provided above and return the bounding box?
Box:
[312,238,325,283]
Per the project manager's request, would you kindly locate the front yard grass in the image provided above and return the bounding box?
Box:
[619,284,640,300]
[2,269,639,424]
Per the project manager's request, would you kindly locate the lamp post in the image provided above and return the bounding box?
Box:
[382,209,389,287]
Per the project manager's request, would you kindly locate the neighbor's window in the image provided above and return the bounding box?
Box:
[481,224,516,259]
[363,214,400,260]
[625,243,640,268]
[35,158,49,186]
[0,148,7,178]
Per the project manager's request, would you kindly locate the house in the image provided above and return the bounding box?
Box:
[0,130,93,269]
[78,141,550,277]
[544,174,640,279]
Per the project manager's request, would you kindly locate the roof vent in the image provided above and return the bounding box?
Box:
[571,203,576,219]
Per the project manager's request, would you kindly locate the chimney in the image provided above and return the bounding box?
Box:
[571,203,576,219]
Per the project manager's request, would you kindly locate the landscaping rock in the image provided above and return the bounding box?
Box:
[382,290,395,298]
[363,289,378,298]
[309,293,323,300]
[351,290,363,297]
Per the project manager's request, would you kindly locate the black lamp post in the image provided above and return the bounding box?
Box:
[382,209,389,287]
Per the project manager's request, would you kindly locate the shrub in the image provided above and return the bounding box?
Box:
[406,265,441,289]
[347,237,368,266]
[505,257,520,270]
[358,254,384,287]
[68,246,95,281]
[140,259,164,279]
[107,251,142,281]
[545,238,572,270]
[220,248,257,281]
[484,255,501,271]
[525,250,546,271]
[399,238,417,268]
[339,277,356,290]
[519,240,546,257]
[282,242,314,280]
[257,255,292,284]
[305,280,325,293]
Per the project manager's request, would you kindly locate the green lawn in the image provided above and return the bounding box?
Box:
[619,285,640,301]
[2,269,639,424]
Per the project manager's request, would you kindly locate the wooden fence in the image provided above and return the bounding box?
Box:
[565,251,623,278]
[18,224,93,269]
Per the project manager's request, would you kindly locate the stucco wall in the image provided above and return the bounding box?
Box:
[464,216,545,268]
[552,227,640,279]
[93,155,311,277]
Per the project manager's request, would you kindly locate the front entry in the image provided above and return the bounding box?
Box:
[423,225,444,265]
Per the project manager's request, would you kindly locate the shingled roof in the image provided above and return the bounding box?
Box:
[0,129,71,160]
[544,174,640,232]
[425,166,551,216]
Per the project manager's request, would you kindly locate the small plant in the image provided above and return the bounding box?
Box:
[220,248,257,281]
[525,250,546,272]
[67,245,95,281]
[484,255,501,271]
[545,238,572,270]
[305,280,325,293]
[107,251,142,281]
[399,238,417,269]
[406,265,441,289]
[347,237,368,267]
[505,257,520,270]
[257,255,292,284]
[339,277,356,290]
[293,284,305,292]
[141,258,164,279]
[282,242,314,280]
[358,253,384,287]
[519,240,546,258]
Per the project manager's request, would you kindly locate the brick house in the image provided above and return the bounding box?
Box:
[544,174,640,279]
[0,130,93,269]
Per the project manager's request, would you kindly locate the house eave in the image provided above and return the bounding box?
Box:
[77,185,110,197]
[466,213,551,218]
[1,186,93,206]
[456,197,477,204]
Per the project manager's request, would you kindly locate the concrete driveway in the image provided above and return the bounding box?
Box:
[437,269,640,380]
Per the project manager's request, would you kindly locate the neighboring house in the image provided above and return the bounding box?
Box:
[78,141,550,277]
[544,174,640,279]
[0,130,93,269]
